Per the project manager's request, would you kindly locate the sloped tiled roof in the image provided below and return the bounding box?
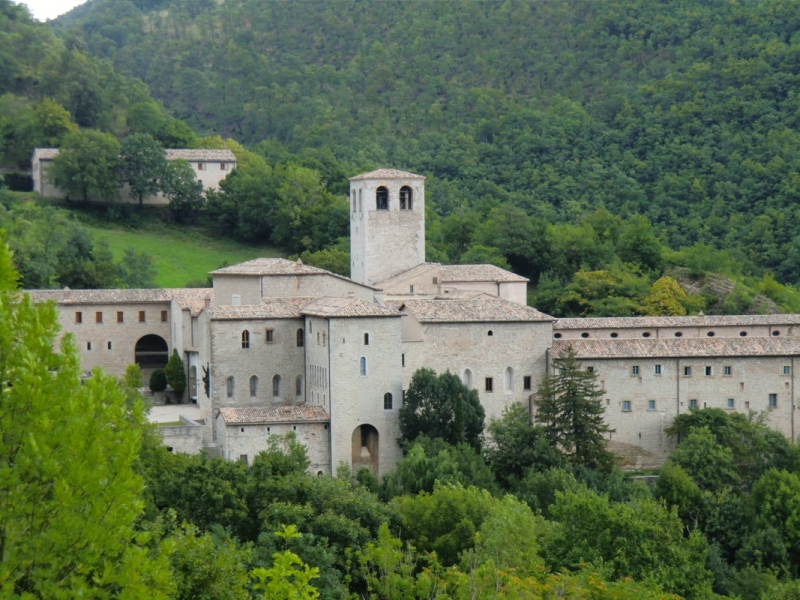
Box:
[32,148,236,163]
[210,258,328,276]
[554,338,800,359]
[207,297,316,320]
[350,169,425,181]
[30,288,213,316]
[440,264,528,283]
[400,297,552,323]
[554,315,800,329]
[165,149,236,161]
[218,405,329,425]
[302,297,400,318]
[30,288,175,304]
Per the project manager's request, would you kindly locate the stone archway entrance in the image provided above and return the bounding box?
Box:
[351,424,379,474]
[135,334,169,375]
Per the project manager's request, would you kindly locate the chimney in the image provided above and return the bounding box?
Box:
[204,297,211,309]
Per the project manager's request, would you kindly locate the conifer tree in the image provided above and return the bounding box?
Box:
[534,346,614,471]
[165,348,186,400]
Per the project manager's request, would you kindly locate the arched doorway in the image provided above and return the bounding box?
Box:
[351,424,379,474]
[134,335,169,376]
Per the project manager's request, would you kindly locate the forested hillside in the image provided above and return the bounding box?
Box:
[48,0,800,315]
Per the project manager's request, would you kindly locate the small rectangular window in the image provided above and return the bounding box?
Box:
[784,366,791,375]
[402,353,405,367]
[769,393,777,408]
[485,377,493,392]
[690,399,698,409]
[705,366,712,376]
[623,401,631,412]
[587,366,594,372]
[433,277,438,284]
[139,311,146,323]
[117,311,123,323]
[95,311,102,323]
[238,454,247,464]
[197,163,204,171]
[654,364,662,375]
[87,342,92,350]
[161,310,168,322]
[648,400,656,410]
[727,398,735,409]
[364,333,369,345]
[724,366,732,376]
[410,285,415,293]
[107,341,112,350]
[75,311,82,324]
[266,329,274,343]
[684,366,692,376]
[220,163,226,170]
[523,375,532,391]
[232,294,241,306]
[631,366,639,375]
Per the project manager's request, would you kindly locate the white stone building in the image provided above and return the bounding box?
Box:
[32,148,236,204]
[27,168,800,474]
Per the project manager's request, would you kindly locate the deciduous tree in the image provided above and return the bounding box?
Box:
[51,128,120,202]
[119,133,167,206]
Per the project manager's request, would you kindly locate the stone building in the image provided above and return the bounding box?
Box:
[31,148,236,204]
[27,168,800,474]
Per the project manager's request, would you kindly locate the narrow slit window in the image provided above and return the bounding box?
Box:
[297,328,304,347]
[360,357,367,377]
[226,377,234,398]
[242,330,250,348]
[273,375,281,397]
[296,376,303,396]
[266,329,274,343]
[249,376,257,397]
[485,377,493,392]
[364,333,369,345]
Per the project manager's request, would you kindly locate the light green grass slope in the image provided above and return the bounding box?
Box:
[85,225,284,288]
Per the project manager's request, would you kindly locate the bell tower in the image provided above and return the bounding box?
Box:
[349,169,425,286]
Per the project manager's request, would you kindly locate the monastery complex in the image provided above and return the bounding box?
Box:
[29,169,800,473]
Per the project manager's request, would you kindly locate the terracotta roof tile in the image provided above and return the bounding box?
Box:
[218,405,329,424]
[440,264,528,283]
[208,297,316,320]
[350,169,425,181]
[554,338,800,359]
[400,297,552,323]
[302,297,400,318]
[210,258,377,289]
[165,149,236,161]
[30,288,174,304]
[554,315,800,329]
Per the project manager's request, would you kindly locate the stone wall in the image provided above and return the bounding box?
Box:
[55,301,172,377]
[215,417,331,473]
[159,419,204,455]
[326,315,404,477]
[402,319,553,423]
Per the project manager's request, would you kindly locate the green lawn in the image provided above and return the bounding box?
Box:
[85,224,284,288]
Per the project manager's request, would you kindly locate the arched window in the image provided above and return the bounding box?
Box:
[504,367,514,392]
[360,357,367,377]
[376,186,388,210]
[364,332,369,345]
[384,392,393,410]
[399,186,412,210]
[250,375,258,397]
[297,328,304,347]
[272,375,281,397]
[241,330,250,348]
[226,377,234,398]
[296,376,303,396]
[462,369,472,389]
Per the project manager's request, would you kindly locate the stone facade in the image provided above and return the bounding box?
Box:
[31,148,236,205]
[27,168,800,475]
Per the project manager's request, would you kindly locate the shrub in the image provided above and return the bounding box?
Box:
[149,368,167,392]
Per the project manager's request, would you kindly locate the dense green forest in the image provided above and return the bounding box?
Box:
[8,0,800,316]
[4,230,800,598]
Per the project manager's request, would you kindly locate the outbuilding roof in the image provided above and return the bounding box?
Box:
[553,315,800,329]
[553,337,800,359]
[399,297,552,323]
[439,264,529,283]
[217,405,329,425]
[165,149,236,161]
[350,169,425,181]
[302,297,400,318]
[209,258,378,290]
[32,148,236,163]
[207,297,316,320]
[29,288,214,316]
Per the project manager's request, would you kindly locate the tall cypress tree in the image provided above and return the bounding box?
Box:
[535,346,614,471]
